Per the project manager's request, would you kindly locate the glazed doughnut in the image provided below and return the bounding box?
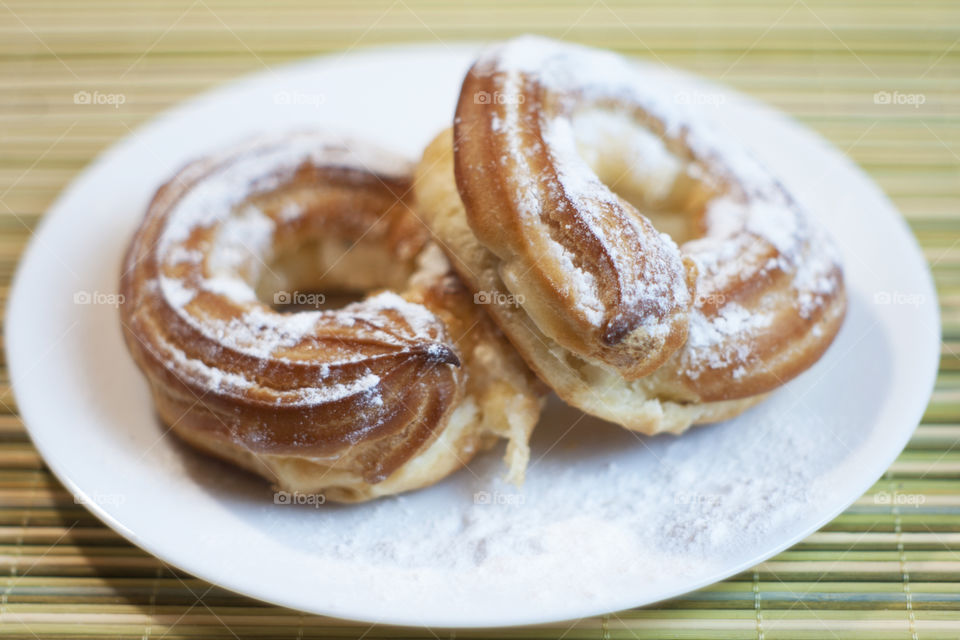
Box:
[120,132,543,502]
[415,37,846,434]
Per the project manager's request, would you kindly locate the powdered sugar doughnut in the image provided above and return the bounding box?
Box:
[416,37,846,433]
[120,132,543,501]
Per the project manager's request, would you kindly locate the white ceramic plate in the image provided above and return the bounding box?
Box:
[6,43,939,628]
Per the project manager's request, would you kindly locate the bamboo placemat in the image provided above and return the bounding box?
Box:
[1,0,958,637]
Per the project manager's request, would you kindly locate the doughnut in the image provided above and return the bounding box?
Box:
[120,132,544,502]
[414,37,846,434]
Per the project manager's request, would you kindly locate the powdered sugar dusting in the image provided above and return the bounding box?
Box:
[145,133,438,408]
[476,47,693,335]
[159,276,195,309]
[478,36,842,375]
[685,303,773,378]
[482,36,831,270]
[286,396,843,607]
[201,276,258,303]
[359,291,443,339]
[542,116,690,321]
[203,203,276,284]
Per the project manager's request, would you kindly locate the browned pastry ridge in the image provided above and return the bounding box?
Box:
[120,132,543,502]
[415,36,846,434]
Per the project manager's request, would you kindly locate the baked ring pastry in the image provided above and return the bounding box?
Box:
[415,36,846,434]
[120,132,543,502]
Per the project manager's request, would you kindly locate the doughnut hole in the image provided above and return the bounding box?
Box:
[257,234,409,312]
[204,182,424,313]
[570,108,721,245]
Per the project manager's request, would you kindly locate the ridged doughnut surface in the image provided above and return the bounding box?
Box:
[121,133,543,501]
[455,45,695,379]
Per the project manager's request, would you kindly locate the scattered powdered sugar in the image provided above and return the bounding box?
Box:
[684,303,774,377]
[493,72,546,224]
[290,372,382,410]
[213,305,321,358]
[278,200,304,222]
[201,276,258,303]
[742,200,803,261]
[159,276,195,309]
[160,334,253,392]
[537,241,605,326]
[157,133,409,253]
[358,291,441,339]
[155,321,384,407]
[532,104,690,325]
[791,227,843,318]
[688,303,757,347]
[203,203,276,282]
[165,245,203,266]
[153,299,394,406]
[275,396,844,605]
[542,117,617,206]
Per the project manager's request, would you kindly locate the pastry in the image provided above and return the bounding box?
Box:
[415,36,846,434]
[120,132,543,502]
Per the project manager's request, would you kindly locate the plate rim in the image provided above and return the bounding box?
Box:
[4,40,941,628]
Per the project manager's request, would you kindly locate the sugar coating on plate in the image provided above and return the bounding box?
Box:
[283,400,843,607]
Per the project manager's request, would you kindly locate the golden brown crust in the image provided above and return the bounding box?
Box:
[455,70,694,380]
[120,132,544,501]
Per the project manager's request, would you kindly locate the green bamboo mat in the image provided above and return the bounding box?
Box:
[1,0,958,637]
